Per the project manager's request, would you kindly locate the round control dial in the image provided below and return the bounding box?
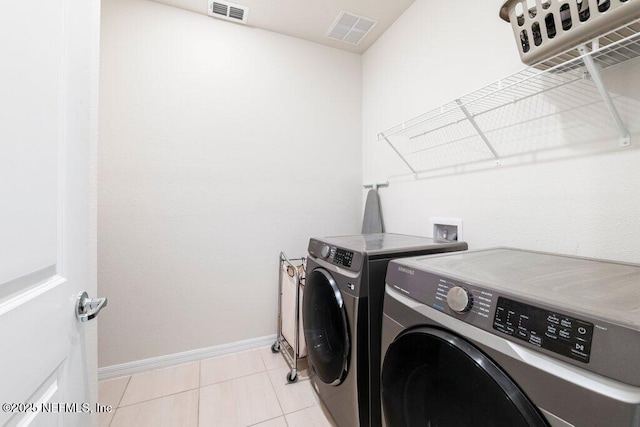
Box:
[446,286,473,313]
[320,245,331,258]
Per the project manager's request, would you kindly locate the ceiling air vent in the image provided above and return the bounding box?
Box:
[207,0,249,24]
[326,11,377,45]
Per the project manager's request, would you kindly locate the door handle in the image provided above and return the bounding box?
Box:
[76,291,108,322]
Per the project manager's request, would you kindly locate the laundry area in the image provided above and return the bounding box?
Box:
[3,0,640,426]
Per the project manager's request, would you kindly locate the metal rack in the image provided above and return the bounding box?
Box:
[363,181,389,190]
[377,20,640,176]
[272,252,306,383]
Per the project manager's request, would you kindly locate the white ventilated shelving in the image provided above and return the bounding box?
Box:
[377,20,640,176]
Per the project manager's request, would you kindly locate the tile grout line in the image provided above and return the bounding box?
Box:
[263,349,318,416]
[201,370,266,389]
[197,361,201,427]
[195,387,200,427]
[201,356,274,390]
[288,404,336,426]
[259,346,291,373]
[202,369,281,426]
[117,362,201,407]
[108,389,201,427]
[102,375,132,427]
[265,365,286,419]
[200,348,265,387]
[116,376,132,408]
[117,387,201,408]
[245,414,286,427]
[257,348,268,372]
[106,402,115,427]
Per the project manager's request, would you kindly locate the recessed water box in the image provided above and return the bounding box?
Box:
[430,217,463,242]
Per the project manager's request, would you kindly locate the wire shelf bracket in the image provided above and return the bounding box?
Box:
[379,134,418,177]
[579,43,632,147]
[456,99,502,165]
[363,181,390,190]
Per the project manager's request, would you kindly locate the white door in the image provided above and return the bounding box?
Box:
[0,0,101,425]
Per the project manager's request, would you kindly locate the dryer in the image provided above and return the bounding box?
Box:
[302,233,467,427]
[381,248,640,426]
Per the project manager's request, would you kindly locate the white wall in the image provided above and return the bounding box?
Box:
[363,0,640,262]
[99,0,362,367]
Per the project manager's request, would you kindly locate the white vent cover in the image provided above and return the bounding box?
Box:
[207,0,249,24]
[326,11,377,45]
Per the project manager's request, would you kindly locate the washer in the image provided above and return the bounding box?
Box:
[302,233,468,427]
[381,248,640,427]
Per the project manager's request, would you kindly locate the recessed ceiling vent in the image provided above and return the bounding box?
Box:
[326,11,377,45]
[207,0,249,24]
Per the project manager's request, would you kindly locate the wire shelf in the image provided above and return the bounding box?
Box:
[377,20,640,175]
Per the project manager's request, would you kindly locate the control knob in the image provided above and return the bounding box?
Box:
[320,245,331,258]
[447,286,473,313]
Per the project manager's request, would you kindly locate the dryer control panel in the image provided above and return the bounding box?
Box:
[493,297,594,362]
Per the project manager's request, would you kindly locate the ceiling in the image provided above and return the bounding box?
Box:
[150,0,416,54]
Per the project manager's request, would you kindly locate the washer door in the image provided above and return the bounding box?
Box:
[303,268,350,386]
[382,327,548,427]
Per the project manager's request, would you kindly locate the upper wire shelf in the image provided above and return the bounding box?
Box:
[377,20,640,176]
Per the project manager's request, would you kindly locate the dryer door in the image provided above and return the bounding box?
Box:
[303,268,350,386]
[382,327,548,427]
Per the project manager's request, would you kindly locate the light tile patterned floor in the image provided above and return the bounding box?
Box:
[98,347,337,427]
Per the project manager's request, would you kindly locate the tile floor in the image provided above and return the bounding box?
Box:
[98,346,336,427]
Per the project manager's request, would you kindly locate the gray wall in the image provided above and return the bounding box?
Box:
[98,0,362,367]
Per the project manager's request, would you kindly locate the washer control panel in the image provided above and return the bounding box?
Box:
[331,247,354,268]
[320,244,354,267]
[446,286,473,313]
[493,297,594,363]
[396,274,495,330]
[308,239,363,272]
[435,279,493,322]
[388,265,596,364]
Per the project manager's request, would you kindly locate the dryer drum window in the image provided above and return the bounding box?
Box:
[381,328,548,427]
[302,268,350,385]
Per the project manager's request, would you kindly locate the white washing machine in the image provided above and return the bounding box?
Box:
[381,248,640,426]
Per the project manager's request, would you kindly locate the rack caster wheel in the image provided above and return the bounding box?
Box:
[286,371,298,383]
[271,342,280,353]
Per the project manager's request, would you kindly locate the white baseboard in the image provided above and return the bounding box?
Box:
[98,334,277,381]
